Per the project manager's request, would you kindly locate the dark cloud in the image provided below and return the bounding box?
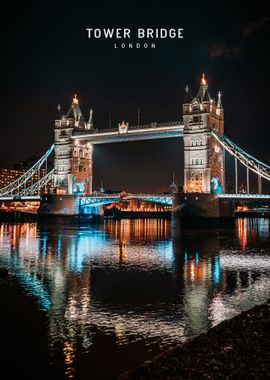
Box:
[209,42,240,59]
[242,16,270,37]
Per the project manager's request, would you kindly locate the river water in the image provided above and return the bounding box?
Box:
[0,218,270,379]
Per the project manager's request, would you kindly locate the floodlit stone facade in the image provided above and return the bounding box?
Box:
[52,96,94,195]
[183,75,225,193]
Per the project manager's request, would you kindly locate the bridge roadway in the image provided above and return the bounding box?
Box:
[73,121,184,144]
[79,193,270,208]
[1,193,270,204]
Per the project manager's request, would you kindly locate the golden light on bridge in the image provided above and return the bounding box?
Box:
[201,73,207,86]
[72,94,79,105]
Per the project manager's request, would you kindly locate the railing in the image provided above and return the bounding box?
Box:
[23,169,54,196]
[212,130,270,183]
[83,193,173,198]
[126,193,173,198]
[219,194,270,199]
[74,121,183,135]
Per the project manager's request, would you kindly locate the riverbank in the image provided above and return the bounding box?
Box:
[119,301,270,379]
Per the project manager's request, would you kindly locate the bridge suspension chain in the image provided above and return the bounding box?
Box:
[0,145,55,196]
[211,131,270,182]
[23,169,55,196]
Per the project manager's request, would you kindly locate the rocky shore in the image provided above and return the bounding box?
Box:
[119,302,270,379]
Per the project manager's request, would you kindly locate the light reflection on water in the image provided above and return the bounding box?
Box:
[0,218,270,379]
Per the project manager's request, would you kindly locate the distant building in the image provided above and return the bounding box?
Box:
[0,167,47,191]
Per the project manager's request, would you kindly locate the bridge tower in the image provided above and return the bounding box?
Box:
[183,74,225,194]
[52,95,93,196]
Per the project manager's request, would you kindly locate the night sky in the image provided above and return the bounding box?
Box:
[1,0,269,192]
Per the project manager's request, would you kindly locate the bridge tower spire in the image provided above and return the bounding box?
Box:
[216,91,223,116]
[87,108,94,130]
[182,74,225,193]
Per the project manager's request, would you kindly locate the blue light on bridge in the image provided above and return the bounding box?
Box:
[79,196,122,210]
[80,206,100,215]
[79,195,173,213]
[73,181,85,195]
[211,177,222,195]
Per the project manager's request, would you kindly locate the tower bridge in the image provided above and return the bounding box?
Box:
[1,75,270,221]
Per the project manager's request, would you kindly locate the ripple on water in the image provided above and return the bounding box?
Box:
[0,218,270,379]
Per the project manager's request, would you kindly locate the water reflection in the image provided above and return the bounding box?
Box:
[0,218,270,379]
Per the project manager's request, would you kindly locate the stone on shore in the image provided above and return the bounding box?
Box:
[119,302,270,380]
[0,268,8,278]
